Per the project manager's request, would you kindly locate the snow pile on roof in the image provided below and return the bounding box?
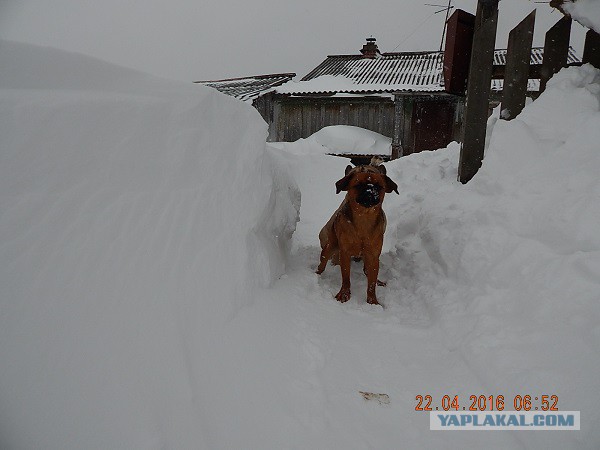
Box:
[0,40,299,449]
[562,0,600,33]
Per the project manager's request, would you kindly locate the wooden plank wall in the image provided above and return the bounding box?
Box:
[272,98,395,142]
[252,93,273,125]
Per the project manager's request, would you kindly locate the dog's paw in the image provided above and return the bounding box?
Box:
[315,262,328,275]
[335,288,351,303]
[366,296,381,306]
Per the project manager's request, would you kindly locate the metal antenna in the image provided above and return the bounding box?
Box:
[425,0,454,51]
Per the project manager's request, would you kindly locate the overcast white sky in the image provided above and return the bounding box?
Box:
[0,0,587,82]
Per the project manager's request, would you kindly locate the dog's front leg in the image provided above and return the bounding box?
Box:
[364,252,381,306]
[335,250,351,302]
[363,265,387,286]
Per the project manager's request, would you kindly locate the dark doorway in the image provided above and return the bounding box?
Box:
[412,100,455,152]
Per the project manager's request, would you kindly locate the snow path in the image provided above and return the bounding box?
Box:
[248,152,479,447]
[257,249,520,449]
[259,130,600,448]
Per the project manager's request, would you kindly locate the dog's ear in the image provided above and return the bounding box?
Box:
[335,174,353,194]
[384,175,399,194]
[345,165,353,176]
[377,164,387,175]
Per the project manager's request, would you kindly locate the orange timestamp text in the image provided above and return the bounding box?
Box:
[415,394,559,412]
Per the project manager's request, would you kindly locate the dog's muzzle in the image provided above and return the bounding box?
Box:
[356,183,381,208]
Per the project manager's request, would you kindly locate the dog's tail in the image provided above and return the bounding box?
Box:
[370,156,384,167]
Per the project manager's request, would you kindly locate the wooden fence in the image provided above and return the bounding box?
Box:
[458,0,600,183]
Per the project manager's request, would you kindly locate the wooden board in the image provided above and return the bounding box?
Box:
[501,10,536,120]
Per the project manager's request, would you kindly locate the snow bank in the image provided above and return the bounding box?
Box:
[381,64,600,447]
[0,40,298,449]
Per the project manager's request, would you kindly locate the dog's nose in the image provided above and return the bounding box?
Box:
[365,183,378,197]
[357,183,380,207]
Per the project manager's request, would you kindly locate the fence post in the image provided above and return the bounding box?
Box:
[458,0,499,184]
[539,16,572,93]
[583,29,600,69]
[401,96,414,156]
[501,10,536,120]
[391,94,403,159]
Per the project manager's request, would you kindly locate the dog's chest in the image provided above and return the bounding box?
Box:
[336,208,385,251]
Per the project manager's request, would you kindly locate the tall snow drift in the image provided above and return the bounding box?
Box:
[0,40,298,449]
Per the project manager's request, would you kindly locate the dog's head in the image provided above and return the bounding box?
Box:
[335,164,399,208]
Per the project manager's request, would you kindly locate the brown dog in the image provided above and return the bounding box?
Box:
[316,160,398,305]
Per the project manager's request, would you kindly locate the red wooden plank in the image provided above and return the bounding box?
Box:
[443,9,476,95]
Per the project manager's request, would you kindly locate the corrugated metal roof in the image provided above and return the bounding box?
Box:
[493,46,580,65]
[491,46,580,92]
[278,46,580,96]
[195,73,296,102]
[294,51,445,95]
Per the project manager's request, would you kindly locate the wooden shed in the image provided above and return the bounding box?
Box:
[270,38,464,158]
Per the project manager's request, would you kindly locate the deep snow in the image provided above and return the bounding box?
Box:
[0,40,299,449]
[1,40,600,449]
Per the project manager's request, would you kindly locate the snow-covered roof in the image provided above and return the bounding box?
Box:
[279,51,446,95]
[195,73,296,102]
[277,46,581,96]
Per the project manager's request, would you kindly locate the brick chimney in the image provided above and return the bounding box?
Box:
[360,37,380,58]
